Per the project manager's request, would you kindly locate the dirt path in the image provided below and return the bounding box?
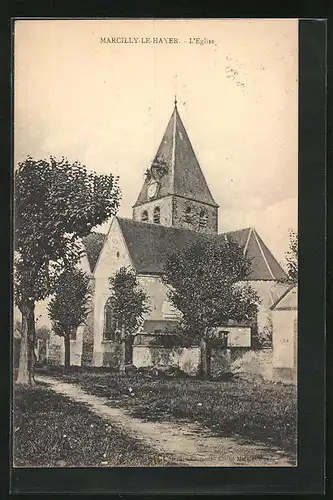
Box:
[37,375,294,467]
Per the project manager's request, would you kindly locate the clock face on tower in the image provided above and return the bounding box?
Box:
[147,181,159,199]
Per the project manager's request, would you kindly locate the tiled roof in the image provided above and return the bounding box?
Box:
[118,218,209,274]
[134,104,218,207]
[241,228,287,281]
[117,218,287,281]
[82,232,106,272]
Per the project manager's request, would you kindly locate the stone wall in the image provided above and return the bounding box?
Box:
[102,341,123,368]
[229,346,296,384]
[230,348,274,380]
[48,328,84,367]
[132,345,201,375]
[133,196,173,226]
[172,195,218,234]
[132,194,218,234]
[132,344,255,377]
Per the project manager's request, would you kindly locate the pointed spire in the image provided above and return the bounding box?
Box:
[133,102,218,208]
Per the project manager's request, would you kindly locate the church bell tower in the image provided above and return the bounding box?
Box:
[132,99,219,234]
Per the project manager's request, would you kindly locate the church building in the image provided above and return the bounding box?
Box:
[78,99,289,369]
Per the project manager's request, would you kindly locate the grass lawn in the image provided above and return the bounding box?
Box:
[38,367,297,455]
[13,382,175,467]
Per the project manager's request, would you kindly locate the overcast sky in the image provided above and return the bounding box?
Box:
[14,19,298,266]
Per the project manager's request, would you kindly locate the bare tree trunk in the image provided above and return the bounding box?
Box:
[200,337,209,378]
[207,340,212,377]
[200,329,212,378]
[28,345,33,385]
[17,311,29,385]
[17,301,34,385]
[125,335,133,365]
[119,325,126,376]
[27,306,36,384]
[64,332,71,369]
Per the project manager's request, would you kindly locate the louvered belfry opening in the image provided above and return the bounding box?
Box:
[153,206,160,224]
[185,206,193,223]
[199,209,208,228]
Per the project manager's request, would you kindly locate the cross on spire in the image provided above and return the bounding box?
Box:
[174,74,178,107]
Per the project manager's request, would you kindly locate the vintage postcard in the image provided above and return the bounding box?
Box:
[13,19,298,469]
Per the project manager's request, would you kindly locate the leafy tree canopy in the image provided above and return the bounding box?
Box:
[108,267,150,336]
[48,268,91,337]
[162,238,260,344]
[285,229,298,284]
[14,156,121,305]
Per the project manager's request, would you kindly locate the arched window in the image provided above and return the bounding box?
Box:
[199,209,208,228]
[153,206,160,224]
[141,210,148,222]
[185,206,193,223]
[103,297,117,341]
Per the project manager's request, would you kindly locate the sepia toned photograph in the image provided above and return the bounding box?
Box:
[13,18,298,468]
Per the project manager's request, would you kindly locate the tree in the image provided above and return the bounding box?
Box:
[162,238,260,377]
[108,267,150,374]
[14,156,120,384]
[48,268,90,368]
[285,229,298,283]
[14,258,45,384]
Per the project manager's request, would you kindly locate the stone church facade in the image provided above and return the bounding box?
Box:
[81,101,289,369]
[44,100,289,370]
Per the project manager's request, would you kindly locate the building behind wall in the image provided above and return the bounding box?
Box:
[271,285,298,383]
